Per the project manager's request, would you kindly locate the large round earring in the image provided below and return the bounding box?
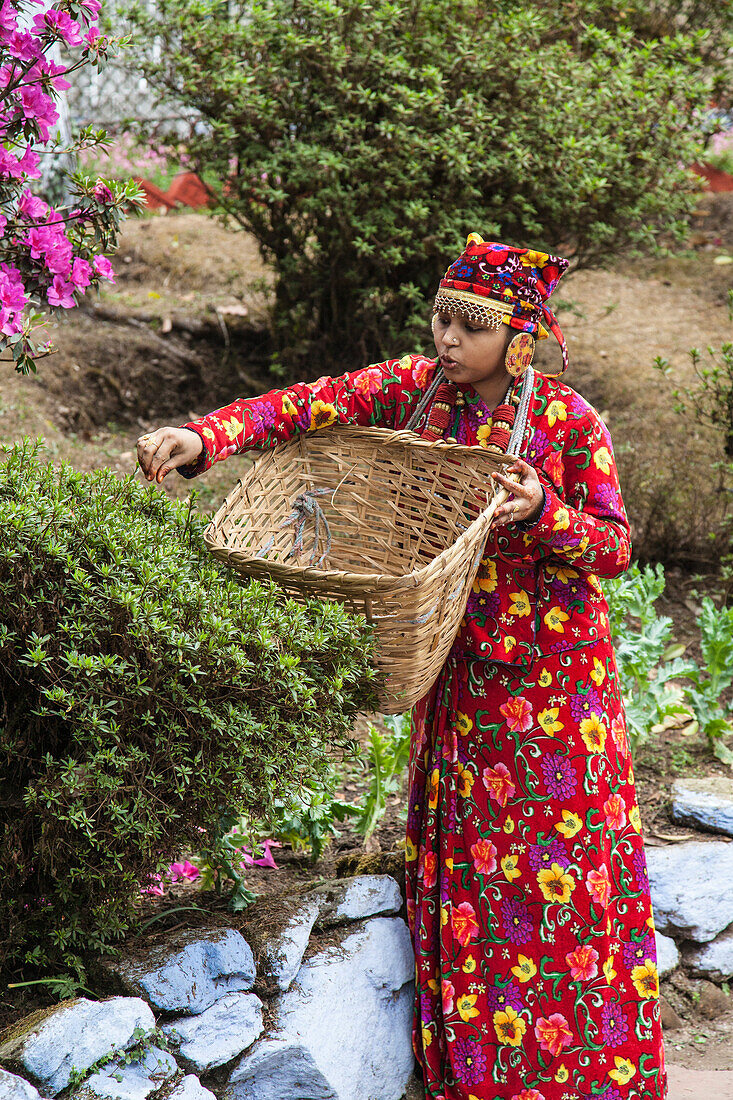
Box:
[504,332,535,377]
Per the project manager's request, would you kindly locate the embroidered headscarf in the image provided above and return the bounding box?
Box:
[434,233,570,375]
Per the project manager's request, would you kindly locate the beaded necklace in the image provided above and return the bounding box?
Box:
[419,374,522,454]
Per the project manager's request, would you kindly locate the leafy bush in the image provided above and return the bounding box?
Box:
[122,0,724,377]
[0,442,380,977]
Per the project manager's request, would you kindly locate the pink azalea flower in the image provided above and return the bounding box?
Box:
[93,180,114,204]
[0,3,18,34]
[18,189,49,219]
[0,146,22,178]
[46,274,75,308]
[17,146,40,179]
[92,253,115,282]
[7,30,37,61]
[168,859,200,882]
[0,214,7,238]
[71,256,92,289]
[32,9,83,47]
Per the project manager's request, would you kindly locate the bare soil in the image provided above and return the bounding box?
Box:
[2,200,733,1078]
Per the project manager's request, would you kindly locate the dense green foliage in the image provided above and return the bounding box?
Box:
[0,442,379,976]
[605,562,733,761]
[122,0,726,376]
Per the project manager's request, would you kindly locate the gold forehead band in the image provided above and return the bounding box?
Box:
[433,288,549,339]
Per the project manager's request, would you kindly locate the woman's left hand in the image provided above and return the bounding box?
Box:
[490,457,545,527]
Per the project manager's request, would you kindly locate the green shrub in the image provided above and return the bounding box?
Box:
[122,0,724,377]
[0,441,380,977]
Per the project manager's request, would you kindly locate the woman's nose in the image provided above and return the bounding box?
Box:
[443,321,460,345]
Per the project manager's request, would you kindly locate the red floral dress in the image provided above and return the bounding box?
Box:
[181,354,667,1100]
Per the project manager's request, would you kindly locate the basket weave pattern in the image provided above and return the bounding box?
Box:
[204,426,514,713]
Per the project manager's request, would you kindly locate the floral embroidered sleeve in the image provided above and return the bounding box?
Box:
[520,405,631,579]
[178,354,436,477]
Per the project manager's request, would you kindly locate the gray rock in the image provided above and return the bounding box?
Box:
[647,840,733,942]
[168,1076,217,1100]
[671,777,733,837]
[259,898,320,991]
[310,875,402,927]
[655,930,680,978]
[687,924,733,980]
[75,1049,177,1100]
[162,992,264,1073]
[225,916,414,1100]
[106,929,256,1014]
[0,1069,43,1100]
[0,998,154,1097]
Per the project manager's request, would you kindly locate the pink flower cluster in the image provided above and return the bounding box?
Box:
[0,0,135,371]
[142,859,201,897]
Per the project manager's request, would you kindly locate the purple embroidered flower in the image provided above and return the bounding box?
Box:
[526,428,550,463]
[420,989,433,1024]
[486,979,523,1011]
[529,837,570,871]
[549,574,591,606]
[633,849,649,890]
[466,589,501,617]
[407,797,421,833]
[582,1090,621,1100]
[445,786,457,831]
[295,405,310,431]
[501,897,534,944]
[591,482,620,512]
[452,1034,487,1086]
[249,399,278,432]
[601,1001,629,1046]
[456,418,469,445]
[466,401,491,433]
[541,753,578,799]
[570,686,602,721]
[440,870,451,903]
[622,933,655,969]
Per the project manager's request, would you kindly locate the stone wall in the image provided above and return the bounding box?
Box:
[0,876,415,1100]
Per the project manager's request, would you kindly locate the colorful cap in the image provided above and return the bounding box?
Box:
[434,233,570,375]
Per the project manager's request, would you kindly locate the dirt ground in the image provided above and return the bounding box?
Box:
[2,198,733,1091]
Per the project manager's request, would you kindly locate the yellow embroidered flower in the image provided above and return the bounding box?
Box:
[537,862,576,904]
[202,426,216,441]
[504,635,517,651]
[590,657,606,686]
[421,1025,433,1049]
[473,560,498,593]
[221,415,244,442]
[428,766,440,808]
[405,837,418,862]
[603,958,617,984]
[538,667,552,688]
[538,707,564,736]
[631,960,659,999]
[608,1057,636,1085]
[546,563,579,584]
[457,993,480,1022]
[427,976,439,993]
[594,446,612,474]
[281,394,298,417]
[554,809,583,838]
[509,590,531,618]
[477,424,493,448]
[440,905,449,926]
[503,815,515,834]
[544,606,569,633]
[309,400,337,430]
[580,713,607,754]
[511,954,537,983]
[445,856,454,873]
[398,353,413,370]
[462,954,477,973]
[554,1064,569,1084]
[501,854,521,881]
[546,400,568,427]
[457,765,474,799]
[493,1006,526,1046]
[629,805,642,832]
[552,507,570,531]
[456,711,473,737]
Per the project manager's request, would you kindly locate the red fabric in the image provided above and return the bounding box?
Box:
[181,356,666,1100]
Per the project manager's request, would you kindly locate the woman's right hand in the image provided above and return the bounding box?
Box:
[136,427,204,483]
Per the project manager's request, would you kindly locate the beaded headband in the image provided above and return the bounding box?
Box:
[433,289,550,339]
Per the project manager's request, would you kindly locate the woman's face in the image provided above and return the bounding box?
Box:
[432,312,511,387]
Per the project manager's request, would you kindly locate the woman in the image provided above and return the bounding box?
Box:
[137,234,667,1100]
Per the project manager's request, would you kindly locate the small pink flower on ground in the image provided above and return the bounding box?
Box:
[253,839,281,868]
[169,859,200,882]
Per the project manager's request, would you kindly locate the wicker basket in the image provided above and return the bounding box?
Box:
[204,426,515,713]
